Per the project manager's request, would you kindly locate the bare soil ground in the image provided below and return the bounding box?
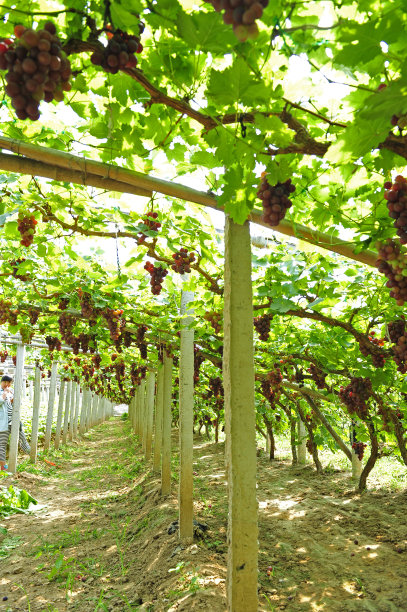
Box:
[0,417,406,611]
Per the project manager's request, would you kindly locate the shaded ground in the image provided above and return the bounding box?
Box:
[0,417,406,611]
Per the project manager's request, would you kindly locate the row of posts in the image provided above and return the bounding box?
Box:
[7,344,114,473]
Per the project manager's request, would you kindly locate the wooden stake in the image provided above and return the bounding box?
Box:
[8,344,25,474]
[44,360,58,450]
[30,366,41,462]
[161,355,173,496]
[223,217,258,612]
[179,290,194,543]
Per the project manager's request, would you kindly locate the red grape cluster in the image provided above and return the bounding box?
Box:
[307,363,327,389]
[123,331,134,348]
[203,311,222,334]
[257,173,295,226]
[12,355,17,366]
[102,308,124,341]
[138,342,148,360]
[45,336,61,352]
[90,27,143,74]
[78,332,90,353]
[260,379,278,408]
[352,441,367,461]
[0,23,72,121]
[253,314,272,341]
[209,376,224,398]
[0,299,12,325]
[17,213,37,247]
[207,0,268,41]
[58,297,69,310]
[137,211,161,244]
[92,353,102,369]
[144,262,168,295]
[388,318,405,343]
[358,336,386,368]
[0,350,8,363]
[384,176,407,243]
[375,239,407,306]
[339,378,372,420]
[268,367,283,388]
[9,258,29,281]
[136,324,148,342]
[171,248,196,274]
[130,363,147,385]
[58,312,76,343]
[79,292,96,319]
[27,307,39,325]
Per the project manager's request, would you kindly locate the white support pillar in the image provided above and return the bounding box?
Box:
[136,384,142,438]
[79,388,88,435]
[139,380,146,448]
[68,382,76,441]
[62,380,72,445]
[161,355,173,496]
[54,378,66,449]
[8,344,25,474]
[30,366,41,463]
[145,371,156,461]
[179,289,195,543]
[29,380,33,403]
[352,450,363,480]
[87,392,94,429]
[153,365,164,473]
[223,217,258,612]
[73,385,81,437]
[297,419,307,464]
[44,361,58,451]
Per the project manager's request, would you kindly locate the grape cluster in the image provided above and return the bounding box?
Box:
[58,312,76,343]
[171,248,196,274]
[137,211,161,244]
[58,297,69,310]
[136,324,148,343]
[257,173,296,226]
[91,26,143,74]
[130,363,147,385]
[45,336,61,352]
[137,341,147,360]
[0,350,8,363]
[0,23,72,121]
[209,376,224,398]
[0,299,12,324]
[92,353,102,369]
[268,367,283,388]
[102,308,124,341]
[358,335,386,368]
[12,355,16,366]
[203,311,222,334]
[17,213,37,247]
[339,378,372,420]
[253,314,272,341]
[307,363,327,389]
[207,0,268,42]
[384,176,407,243]
[375,239,407,306]
[352,441,367,461]
[79,292,96,319]
[9,258,29,281]
[144,262,168,295]
[123,331,134,348]
[78,332,90,353]
[388,318,405,343]
[260,379,278,408]
[27,307,40,325]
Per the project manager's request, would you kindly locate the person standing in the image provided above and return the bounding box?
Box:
[0,375,30,471]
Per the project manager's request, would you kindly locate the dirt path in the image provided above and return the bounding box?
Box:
[0,418,406,611]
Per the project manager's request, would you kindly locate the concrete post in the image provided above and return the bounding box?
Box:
[62,380,71,445]
[139,380,146,448]
[352,450,363,480]
[223,217,258,612]
[145,371,156,461]
[54,379,66,449]
[73,385,81,437]
[161,355,173,496]
[44,361,58,451]
[68,382,76,441]
[8,344,25,473]
[79,387,88,435]
[30,366,41,463]
[179,289,194,543]
[153,365,164,473]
